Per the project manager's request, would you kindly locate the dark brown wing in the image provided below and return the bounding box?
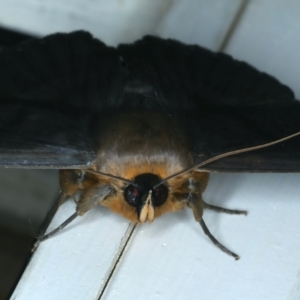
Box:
[0,31,299,170]
[0,26,33,48]
[0,31,120,168]
[117,36,300,172]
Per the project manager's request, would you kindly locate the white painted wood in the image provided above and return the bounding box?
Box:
[225,0,300,99]
[103,174,300,300]
[11,200,134,300]
[0,0,172,45]
[156,0,243,50]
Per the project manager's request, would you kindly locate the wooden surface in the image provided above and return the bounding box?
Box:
[0,0,299,299]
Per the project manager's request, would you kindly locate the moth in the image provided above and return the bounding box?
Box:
[0,31,300,260]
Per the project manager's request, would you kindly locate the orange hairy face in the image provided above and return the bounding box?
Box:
[59,167,209,223]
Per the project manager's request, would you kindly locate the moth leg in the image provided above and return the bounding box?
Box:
[37,192,70,239]
[33,174,114,252]
[199,218,240,260]
[32,188,105,252]
[57,191,70,206]
[76,185,114,215]
[46,192,70,223]
[32,170,106,251]
[59,169,86,203]
[203,201,247,216]
[188,193,240,260]
[34,169,85,243]
[32,213,78,252]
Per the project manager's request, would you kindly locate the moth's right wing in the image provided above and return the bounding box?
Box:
[0,31,121,168]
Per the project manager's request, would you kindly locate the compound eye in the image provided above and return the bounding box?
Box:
[152,184,168,207]
[124,185,140,207]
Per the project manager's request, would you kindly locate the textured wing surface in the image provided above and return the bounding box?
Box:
[0,32,299,170]
[0,31,120,167]
[117,36,300,171]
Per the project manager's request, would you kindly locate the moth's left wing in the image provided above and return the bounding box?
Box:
[117,36,300,172]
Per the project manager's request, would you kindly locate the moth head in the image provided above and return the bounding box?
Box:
[60,165,191,223]
[123,173,168,223]
[97,170,190,223]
